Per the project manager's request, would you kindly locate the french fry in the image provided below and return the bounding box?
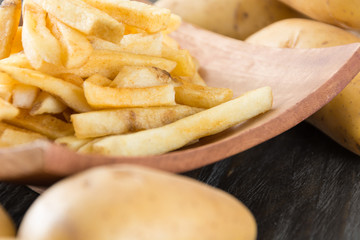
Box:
[82,0,172,33]
[0,65,92,113]
[123,23,146,35]
[180,72,207,86]
[0,71,16,101]
[22,1,62,69]
[0,71,17,85]
[67,50,177,79]
[0,0,21,59]
[31,0,125,43]
[61,108,74,123]
[88,36,123,52]
[5,109,74,139]
[0,52,72,77]
[47,15,93,69]
[192,72,207,86]
[89,32,163,56]
[1,50,177,80]
[0,53,33,69]
[56,73,84,88]
[0,121,24,133]
[110,66,174,88]
[0,97,19,120]
[162,34,180,49]
[79,87,273,156]
[0,84,13,102]
[12,84,40,109]
[84,74,176,108]
[71,105,203,138]
[162,45,196,77]
[77,138,101,154]
[10,26,22,55]
[86,73,111,86]
[0,128,47,146]
[30,91,67,115]
[175,81,233,108]
[55,135,93,151]
[0,52,70,77]
[0,122,48,147]
[163,14,182,34]
[119,33,163,56]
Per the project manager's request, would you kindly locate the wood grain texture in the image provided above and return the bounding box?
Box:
[186,122,360,240]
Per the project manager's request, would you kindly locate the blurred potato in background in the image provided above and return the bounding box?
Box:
[155,0,303,40]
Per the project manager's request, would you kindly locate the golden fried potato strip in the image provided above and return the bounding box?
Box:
[82,0,172,33]
[175,81,233,108]
[0,0,21,59]
[79,87,272,156]
[5,109,74,139]
[0,65,92,113]
[83,74,176,108]
[71,105,203,138]
[22,1,62,69]
[31,0,125,43]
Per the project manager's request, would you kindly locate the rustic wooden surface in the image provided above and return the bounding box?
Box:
[1,121,360,239]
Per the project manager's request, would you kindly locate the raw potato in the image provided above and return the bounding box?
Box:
[279,0,360,30]
[0,205,15,237]
[18,165,257,240]
[246,18,360,155]
[155,0,302,40]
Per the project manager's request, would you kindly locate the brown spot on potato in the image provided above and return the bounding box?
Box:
[233,3,243,31]
[161,109,175,125]
[322,41,329,45]
[151,67,173,84]
[128,110,137,132]
[153,67,171,78]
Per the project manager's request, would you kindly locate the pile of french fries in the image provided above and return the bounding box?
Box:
[0,0,273,156]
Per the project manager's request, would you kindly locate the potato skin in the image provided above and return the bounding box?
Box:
[0,205,16,237]
[246,18,360,155]
[279,0,360,29]
[18,165,257,240]
[155,0,302,40]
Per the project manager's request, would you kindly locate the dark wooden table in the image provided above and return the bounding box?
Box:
[1,121,360,240]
